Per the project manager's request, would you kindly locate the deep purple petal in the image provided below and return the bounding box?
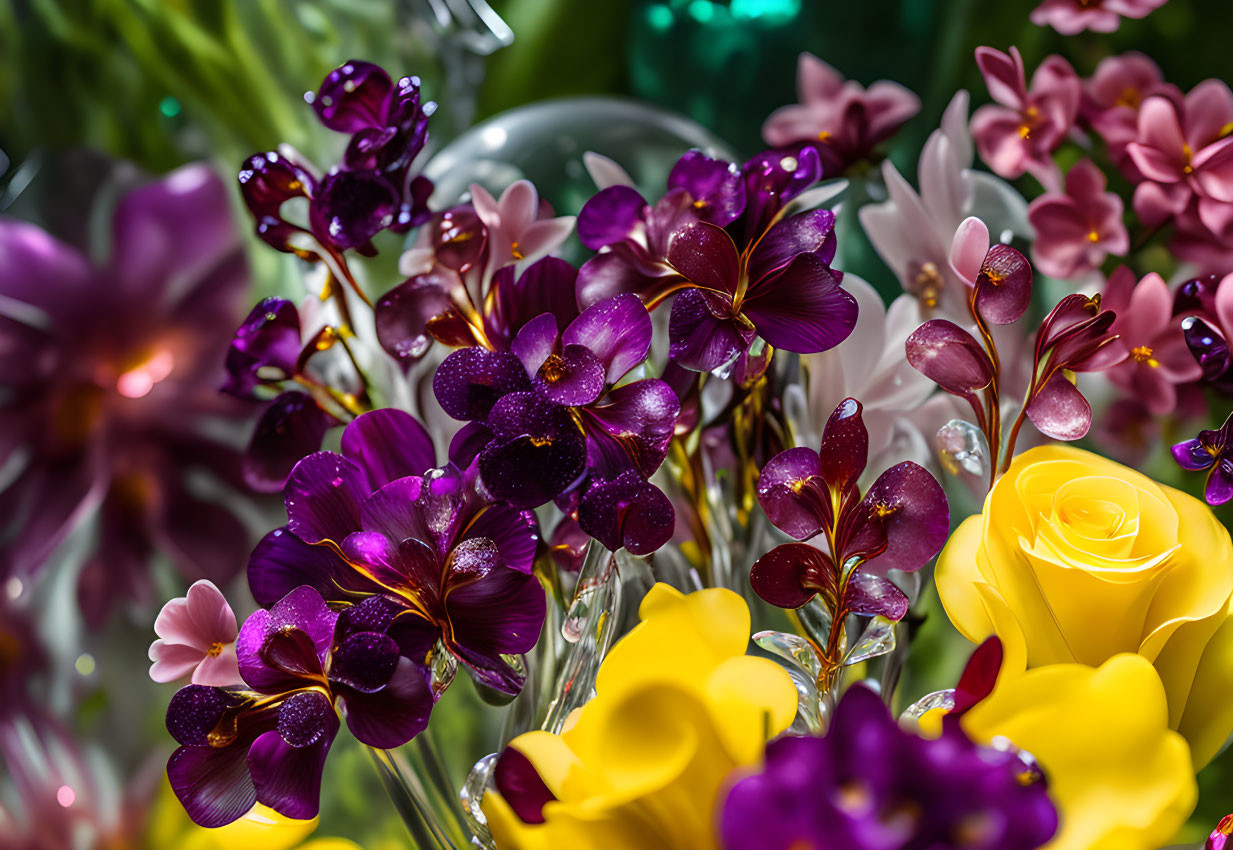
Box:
[510,312,561,376]
[284,452,369,546]
[857,462,950,574]
[445,568,547,693]
[905,320,995,397]
[237,152,314,253]
[449,421,494,468]
[223,298,302,397]
[478,393,588,507]
[339,657,434,748]
[277,690,336,748]
[665,220,740,294]
[749,543,830,609]
[433,347,532,421]
[1026,371,1092,440]
[817,398,868,495]
[666,150,746,226]
[576,471,675,556]
[549,515,590,573]
[237,587,337,692]
[563,294,653,384]
[1171,437,1216,471]
[485,257,581,348]
[668,288,750,372]
[580,379,680,479]
[461,503,539,575]
[747,209,838,285]
[532,344,606,407]
[243,393,337,494]
[167,742,257,828]
[341,408,436,488]
[843,571,909,621]
[248,526,362,608]
[577,185,648,250]
[975,244,1033,325]
[739,146,823,239]
[248,709,337,821]
[356,476,431,544]
[493,745,558,825]
[1182,316,1232,382]
[375,273,456,362]
[312,60,394,133]
[1206,458,1233,505]
[166,685,237,746]
[742,254,857,353]
[310,171,399,251]
[330,631,400,693]
[756,447,826,540]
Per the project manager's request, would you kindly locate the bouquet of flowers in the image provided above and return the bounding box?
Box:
[4,1,1233,848]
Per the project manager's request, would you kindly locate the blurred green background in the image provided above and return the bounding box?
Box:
[1,0,1230,845]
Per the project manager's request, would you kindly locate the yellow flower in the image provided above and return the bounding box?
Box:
[960,654,1197,850]
[936,444,1233,766]
[483,583,798,850]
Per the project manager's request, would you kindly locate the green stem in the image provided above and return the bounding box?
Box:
[368,747,458,850]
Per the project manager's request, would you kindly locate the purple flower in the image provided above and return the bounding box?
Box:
[719,685,1058,850]
[165,585,433,827]
[246,408,545,695]
[433,294,680,555]
[1172,411,1233,504]
[238,61,435,257]
[751,399,948,615]
[0,163,254,627]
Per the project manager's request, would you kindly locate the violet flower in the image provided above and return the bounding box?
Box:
[149,580,242,686]
[1174,273,1233,390]
[165,585,433,827]
[720,685,1058,850]
[0,164,253,627]
[970,47,1081,191]
[577,147,856,375]
[433,294,680,555]
[1027,158,1129,279]
[1127,80,1233,240]
[1208,815,1233,850]
[761,52,921,174]
[1172,411,1233,504]
[1030,0,1166,35]
[246,408,545,695]
[751,398,949,618]
[1102,268,1200,415]
[239,60,435,257]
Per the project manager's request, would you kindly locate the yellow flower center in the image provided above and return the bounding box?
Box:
[511,240,524,260]
[1183,143,1195,175]
[914,262,943,308]
[1087,229,1100,243]
[1130,345,1159,367]
[206,641,225,658]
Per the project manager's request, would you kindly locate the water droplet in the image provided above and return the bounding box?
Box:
[330,476,343,488]
[936,419,989,477]
[5,577,22,600]
[898,688,955,730]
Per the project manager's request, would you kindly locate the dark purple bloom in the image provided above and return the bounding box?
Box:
[223,298,303,398]
[246,409,545,695]
[165,585,433,827]
[239,61,435,257]
[719,685,1058,850]
[1172,411,1233,504]
[241,390,339,494]
[751,399,948,615]
[433,294,679,554]
[0,164,254,627]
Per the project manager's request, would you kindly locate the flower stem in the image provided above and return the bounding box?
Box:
[368,746,460,850]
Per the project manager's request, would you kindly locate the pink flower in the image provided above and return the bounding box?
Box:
[1128,81,1233,238]
[1027,159,1129,279]
[1030,0,1166,35]
[148,580,241,686]
[1083,52,1181,177]
[470,180,575,281]
[970,46,1081,191]
[763,52,920,172]
[1102,267,1202,414]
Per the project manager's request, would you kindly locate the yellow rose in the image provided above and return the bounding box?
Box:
[960,654,1197,850]
[937,444,1233,766]
[483,584,798,850]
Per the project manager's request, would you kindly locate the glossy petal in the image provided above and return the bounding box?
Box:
[340,408,435,488]
[493,745,558,825]
[576,471,675,556]
[243,393,336,494]
[580,379,680,479]
[340,657,434,748]
[667,288,750,373]
[247,526,362,607]
[756,447,826,540]
[817,397,868,494]
[311,171,399,251]
[248,710,337,821]
[312,61,394,133]
[666,150,746,226]
[167,741,257,828]
[749,543,830,609]
[975,243,1033,325]
[746,209,838,285]
[284,452,368,546]
[843,571,909,620]
[742,254,858,353]
[905,320,995,396]
[479,393,588,507]
[223,297,302,397]
[433,347,532,421]
[665,221,740,295]
[1026,371,1092,440]
[577,185,647,250]
[330,631,400,693]
[532,344,606,407]
[445,567,547,691]
[563,294,653,385]
[857,461,950,574]
[375,273,457,362]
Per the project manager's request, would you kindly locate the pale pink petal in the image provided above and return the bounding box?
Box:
[975,46,1026,110]
[1216,274,1233,337]
[1132,180,1191,227]
[1182,79,1233,149]
[1064,158,1107,200]
[149,640,206,683]
[583,152,636,190]
[939,90,973,168]
[469,183,501,224]
[1122,272,1171,342]
[970,106,1030,178]
[185,579,237,642]
[1198,197,1233,242]
[919,132,966,229]
[516,216,576,266]
[763,104,826,147]
[798,52,844,102]
[949,216,990,284]
[191,644,243,687]
[496,181,539,235]
[153,597,206,649]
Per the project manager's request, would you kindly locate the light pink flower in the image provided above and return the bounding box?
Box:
[861,91,1032,320]
[970,46,1081,191]
[763,52,920,171]
[1102,267,1202,414]
[1083,52,1182,177]
[1030,0,1166,35]
[148,579,241,686]
[470,180,575,281]
[1027,158,1129,279]
[1128,81,1233,238]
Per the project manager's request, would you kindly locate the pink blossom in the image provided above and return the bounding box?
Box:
[148,580,241,686]
[970,46,1081,191]
[1030,0,1167,35]
[1128,80,1233,240]
[1102,267,1202,414]
[1027,159,1128,278]
[1083,52,1181,177]
[763,52,920,171]
[469,180,575,280]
